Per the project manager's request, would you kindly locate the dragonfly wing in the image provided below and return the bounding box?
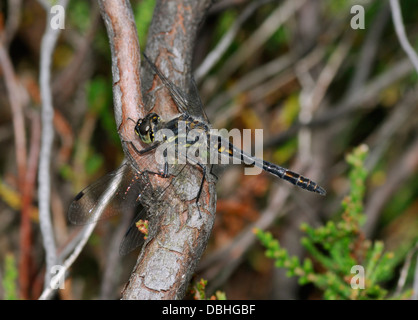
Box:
[143,53,209,121]
[187,77,210,122]
[119,207,148,256]
[68,163,151,225]
[119,163,190,255]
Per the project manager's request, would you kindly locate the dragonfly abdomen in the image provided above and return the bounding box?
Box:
[223,140,326,195]
[262,160,326,195]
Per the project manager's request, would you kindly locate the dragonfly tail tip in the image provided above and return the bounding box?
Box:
[317,186,327,196]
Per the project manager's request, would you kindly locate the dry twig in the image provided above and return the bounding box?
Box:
[390,0,418,73]
[37,0,69,292]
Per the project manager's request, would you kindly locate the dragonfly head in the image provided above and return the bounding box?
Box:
[135,113,161,144]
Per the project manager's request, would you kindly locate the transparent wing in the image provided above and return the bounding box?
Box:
[68,157,192,254]
[119,163,193,255]
[143,53,209,122]
[188,77,210,122]
[68,163,153,225]
[119,206,148,256]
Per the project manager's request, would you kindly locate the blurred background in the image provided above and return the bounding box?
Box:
[0,0,417,299]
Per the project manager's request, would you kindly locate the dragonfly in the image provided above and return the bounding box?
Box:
[68,53,326,255]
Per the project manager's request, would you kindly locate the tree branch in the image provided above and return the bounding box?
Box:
[121,0,215,300]
[96,0,216,300]
[37,0,68,292]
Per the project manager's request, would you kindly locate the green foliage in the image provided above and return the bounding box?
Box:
[135,219,149,240]
[272,94,299,164]
[190,278,227,300]
[382,174,418,226]
[2,254,18,300]
[272,138,297,165]
[215,10,238,42]
[61,77,114,186]
[192,278,208,300]
[85,153,104,176]
[326,0,352,16]
[213,290,227,300]
[280,94,300,127]
[87,77,109,114]
[255,145,407,299]
[86,77,119,144]
[67,0,91,33]
[134,0,156,48]
[47,0,59,6]
[211,10,240,65]
[265,26,289,55]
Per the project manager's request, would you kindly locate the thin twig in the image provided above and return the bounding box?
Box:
[390,0,418,74]
[264,57,413,148]
[300,34,353,118]
[199,161,317,293]
[0,35,30,299]
[365,89,418,171]
[53,3,100,109]
[363,136,418,238]
[202,0,306,98]
[0,42,27,190]
[38,0,68,291]
[19,110,41,299]
[38,168,125,300]
[207,7,348,127]
[345,2,390,98]
[200,183,291,293]
[195,0,272,82]
[209,0,249,14]
[413,250,418,300]
[99,211,132,299]
[297,33,353,162]
[3,0,22,47]
[206,53,295,119]
[395,242,418,296]
[223,0,306,78]
[246,46,325,107]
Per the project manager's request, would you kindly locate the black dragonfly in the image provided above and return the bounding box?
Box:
[68,54,326,255]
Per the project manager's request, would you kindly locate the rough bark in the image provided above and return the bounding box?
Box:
[97,0,216,300]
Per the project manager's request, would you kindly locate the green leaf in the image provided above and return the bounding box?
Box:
[2,253,18,300]
[134,0,156,48]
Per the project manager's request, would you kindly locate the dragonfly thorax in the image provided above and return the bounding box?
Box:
[135,113,161,144]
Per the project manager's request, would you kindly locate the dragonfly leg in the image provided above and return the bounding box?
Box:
[137,141,162,155]
[209,164,219,181]
[188,160,207,219]
[160,148,169,178]
[121,140,161,156]
[121,140,169,181]
[143,149,170,183]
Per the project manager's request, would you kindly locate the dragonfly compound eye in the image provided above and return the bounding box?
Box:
[138,113,160,144]
[134,119,142,136]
